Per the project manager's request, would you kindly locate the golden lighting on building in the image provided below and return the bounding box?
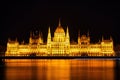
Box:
[5,19,115,56]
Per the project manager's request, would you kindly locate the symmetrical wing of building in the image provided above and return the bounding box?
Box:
[5,20,115,56]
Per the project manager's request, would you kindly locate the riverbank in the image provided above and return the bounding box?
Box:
[0,56,120,59]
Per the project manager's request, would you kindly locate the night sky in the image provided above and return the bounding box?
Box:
[1,1,120,46]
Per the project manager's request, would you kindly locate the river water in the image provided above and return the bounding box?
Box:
[0,59,120,80]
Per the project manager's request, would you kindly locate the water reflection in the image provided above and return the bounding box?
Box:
[0,59,120,80]
[70,59,115,80]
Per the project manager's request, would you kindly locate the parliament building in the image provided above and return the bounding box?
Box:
[5,20,115,56]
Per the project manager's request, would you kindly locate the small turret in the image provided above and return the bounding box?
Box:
[78,30,81,44]
[29,31,33,44]
[110,36,113,41]
[102,36,104,41]
[87,30,90,42]
[30,31,32,37]
[15,38,18,42]
[38,32,43,44]
[8,38,11,42]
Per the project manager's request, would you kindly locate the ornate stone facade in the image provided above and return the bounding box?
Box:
[5,20,115,56]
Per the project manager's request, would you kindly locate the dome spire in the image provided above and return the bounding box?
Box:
[58,18,61,27]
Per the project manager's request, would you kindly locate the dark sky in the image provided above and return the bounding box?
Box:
[0,1,120,46]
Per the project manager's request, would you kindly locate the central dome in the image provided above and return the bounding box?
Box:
[55,19,65,33]
[54,19,66,42]
[55,26,65,33]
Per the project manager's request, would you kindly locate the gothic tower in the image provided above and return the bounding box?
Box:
[47,27,51,44]
[29,31,33,44]
[47,27,51,54]
[66,26,70,44]
[65,26,70,54]
[38,32,43,44]
[87,30,90,45]
[78,30,81,44]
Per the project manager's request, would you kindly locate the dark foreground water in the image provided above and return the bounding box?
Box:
[0,59,120,80]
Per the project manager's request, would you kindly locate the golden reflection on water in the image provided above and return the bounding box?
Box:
[4,59,115,80]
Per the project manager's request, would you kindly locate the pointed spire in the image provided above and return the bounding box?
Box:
[48,26,51,38]
[102,36,104,41]
[48,26,51,34]
[38,32,43,44]
[66,26,69,38]
[29,31,33,44]
[78,30,81,44]
[39,31,41,37]
[66,26,70,44]
[15,38,17,42]
[8,38,11,42]
[110,36,113,41]
[39,31,41,39]
[58,18,61,27]
[30,31,32,37]
[41,32,43,43]
[22,40,25,44]
[98,39,101,43]
[47,26,51,44]
[67,26,68,32]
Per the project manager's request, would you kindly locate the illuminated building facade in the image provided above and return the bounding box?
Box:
[5,20,115,56]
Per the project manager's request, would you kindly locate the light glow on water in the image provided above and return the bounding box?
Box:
[0,59,119,80]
